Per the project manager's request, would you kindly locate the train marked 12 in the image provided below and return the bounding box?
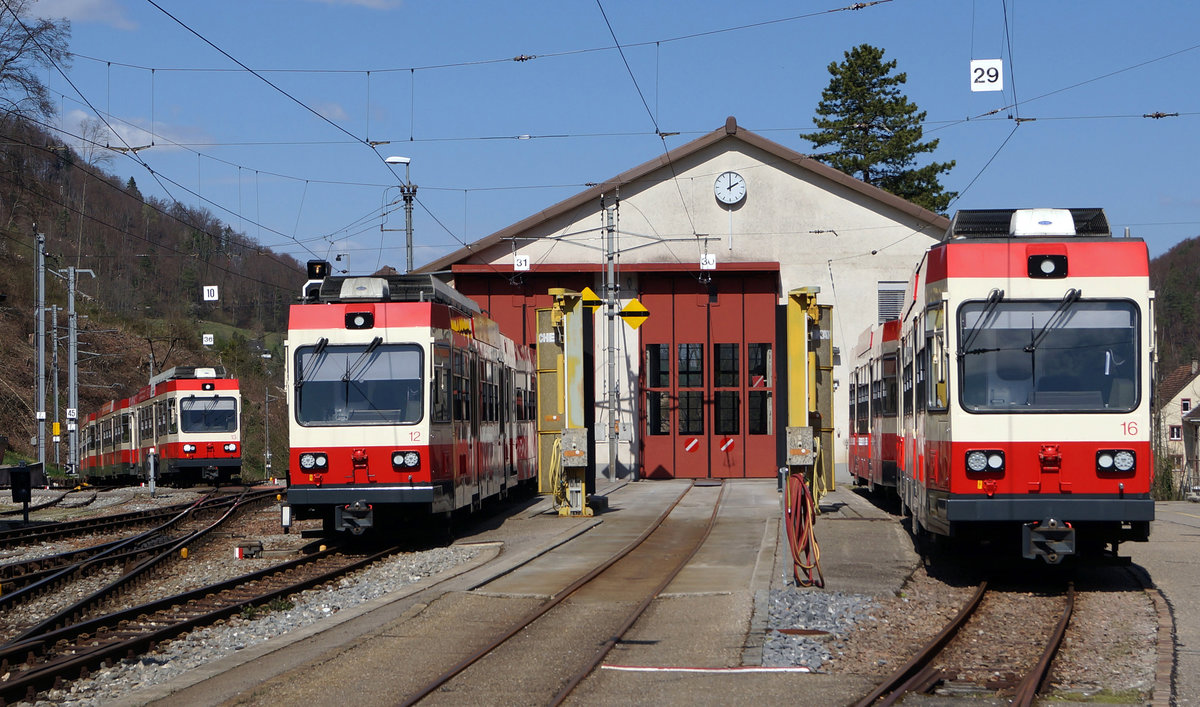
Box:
[283,263,536,534]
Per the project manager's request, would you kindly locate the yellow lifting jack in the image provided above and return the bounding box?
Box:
[537,289,594,516]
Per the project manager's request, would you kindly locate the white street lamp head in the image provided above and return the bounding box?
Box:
[385,155,411,165]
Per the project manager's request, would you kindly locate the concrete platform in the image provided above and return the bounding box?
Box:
[107,481,1195,706]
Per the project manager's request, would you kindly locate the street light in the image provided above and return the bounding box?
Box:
[385,156,417,273]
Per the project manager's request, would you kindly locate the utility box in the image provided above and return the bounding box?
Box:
[561,428,588,468]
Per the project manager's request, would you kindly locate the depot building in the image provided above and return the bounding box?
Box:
[417,117,947,481]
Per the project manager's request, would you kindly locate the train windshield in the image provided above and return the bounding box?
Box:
[180,396,239,432]
[958,299,1138,412]
[294,343,424,425]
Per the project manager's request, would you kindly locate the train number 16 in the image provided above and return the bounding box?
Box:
[1122,421,1138,436]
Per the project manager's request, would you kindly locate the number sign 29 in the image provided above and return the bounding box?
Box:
[970,59,1003,92]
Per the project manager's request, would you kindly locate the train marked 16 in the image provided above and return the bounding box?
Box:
[850,208,1154,563]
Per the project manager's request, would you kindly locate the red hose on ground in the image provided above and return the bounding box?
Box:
[785,473,824,588]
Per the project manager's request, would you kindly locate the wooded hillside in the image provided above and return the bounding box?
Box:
[0,117,304,477]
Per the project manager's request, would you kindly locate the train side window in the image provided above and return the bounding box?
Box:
[926,304,948,411]
[432,346,451,423]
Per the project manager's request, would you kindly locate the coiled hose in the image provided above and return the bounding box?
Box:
[784,447,824,588]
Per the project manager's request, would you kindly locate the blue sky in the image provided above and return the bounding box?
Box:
[30,0,1200,275]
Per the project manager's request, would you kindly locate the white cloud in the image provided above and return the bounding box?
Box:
[313,102,350,122]
[32,0,137,30]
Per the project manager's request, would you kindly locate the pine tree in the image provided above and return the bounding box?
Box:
[801,44,956,213]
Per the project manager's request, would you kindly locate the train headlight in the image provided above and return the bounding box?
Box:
[224,443,238,453]
[1097,450,1136,473]
[299,453,316,469]
[314,453,328,468]
[183,444,197,453]
[966,450,1005,473]
[392,451,421,468]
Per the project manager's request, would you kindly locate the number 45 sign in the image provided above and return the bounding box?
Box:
[970,59,1003,92]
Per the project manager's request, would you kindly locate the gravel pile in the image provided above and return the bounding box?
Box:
[33,544,478,706]
[761,586,878,670]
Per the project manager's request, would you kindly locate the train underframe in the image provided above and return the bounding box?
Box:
[903,482,1153,563]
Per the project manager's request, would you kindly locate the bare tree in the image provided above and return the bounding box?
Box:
[0,0,71,123]
[78,116,115,167]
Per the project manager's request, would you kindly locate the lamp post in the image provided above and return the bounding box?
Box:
[261,353,273,479]
[385,156,416,272]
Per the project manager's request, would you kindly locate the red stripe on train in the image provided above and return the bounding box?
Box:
[926,240,1149,283]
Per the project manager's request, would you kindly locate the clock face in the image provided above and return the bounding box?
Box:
[714,171,746,205]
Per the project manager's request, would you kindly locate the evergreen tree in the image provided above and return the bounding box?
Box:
[801,44,955,213]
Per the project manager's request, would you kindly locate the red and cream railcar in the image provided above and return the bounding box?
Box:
[80,367,242,485]
[283,264,537,534]
[895,208,1154,562]
[849,319,901,493]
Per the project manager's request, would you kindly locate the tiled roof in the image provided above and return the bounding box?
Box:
[1158,362,1199,411]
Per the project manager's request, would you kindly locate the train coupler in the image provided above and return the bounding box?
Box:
[1022,518,1075,564]
[336,501,374,535]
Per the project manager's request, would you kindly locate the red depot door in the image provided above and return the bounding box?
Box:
[639,271,778,480]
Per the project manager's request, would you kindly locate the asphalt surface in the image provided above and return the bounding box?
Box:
[108,481,1195,707]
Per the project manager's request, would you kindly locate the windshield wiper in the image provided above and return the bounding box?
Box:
[959,288,1004,357]
[294,337,328,389]
[1025,288,1081,353]
[342,336,383,382]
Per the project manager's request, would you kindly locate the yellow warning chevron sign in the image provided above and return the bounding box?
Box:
[618,298,650,330]
[580,286,603,308]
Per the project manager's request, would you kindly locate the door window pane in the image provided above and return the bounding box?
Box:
[647,344,670,388]
[715,343,738,388]
[678,344,703,388]
[748,343,771,387]
[715,390,739,434]
[749,391,771,435]
[647,391,671,435]
[678,391,703,434]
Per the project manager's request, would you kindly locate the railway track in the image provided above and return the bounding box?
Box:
[2,489,280,640]
[0,491,228,548]
[0,486,97,517]
[853,580,1075,706]
[0,531,400,703]
[397,480,725,706]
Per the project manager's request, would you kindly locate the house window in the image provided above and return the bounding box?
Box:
[1170,425,1183,441]
[1183,398,1192,414]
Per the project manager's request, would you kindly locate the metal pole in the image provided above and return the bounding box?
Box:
[402,172,417,273]
[36,231,46,470]
[51,305,60,469]
[67,267,78,476]
[605,200,618,482]
[264,378,272,478]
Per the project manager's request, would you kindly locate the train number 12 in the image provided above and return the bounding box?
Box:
[1122,421,1138,436]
